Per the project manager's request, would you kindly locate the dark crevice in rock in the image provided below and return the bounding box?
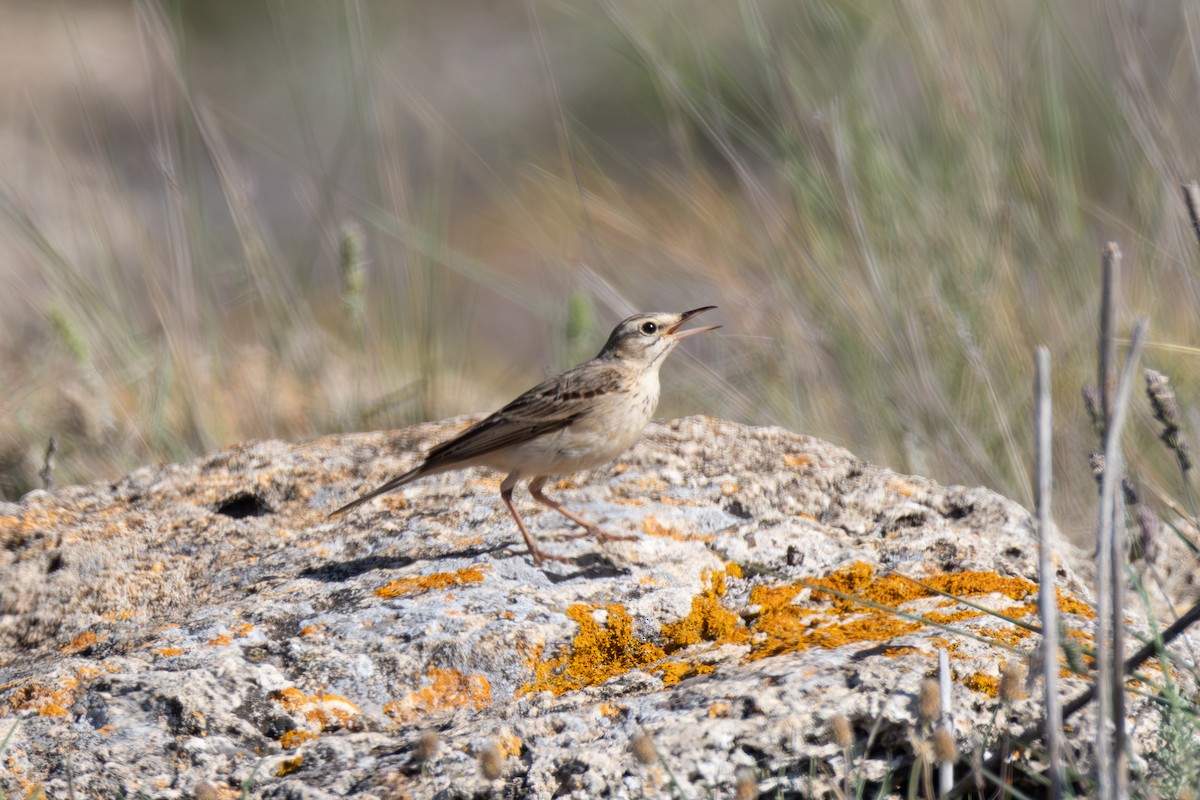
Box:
[724,498,753,519]
[882,512,927,532]
[216,492,272,518]
[944,501,974,520]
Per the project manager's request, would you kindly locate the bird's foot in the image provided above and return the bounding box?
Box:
[525,546,577,566]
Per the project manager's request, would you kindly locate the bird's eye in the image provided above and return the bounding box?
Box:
[640,321,658,335]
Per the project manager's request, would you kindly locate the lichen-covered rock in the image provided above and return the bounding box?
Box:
[0,417,1161,797]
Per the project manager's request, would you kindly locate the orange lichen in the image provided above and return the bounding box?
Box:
[375,566,489,599]
[745,562,1089,660]
[1057,587,1096,618]
[520,561,1091,696]
[964,672,1000,697]
[971,621,1034,647]
[277,755,304,776]
[383,669,492,723]
[305,695,359,729]
[784,453,813,469]
[660,661,715,687]
[8,678,80,717]
[927,637,963,656]
[662,571,750,651]
[208,634,233,646]
[634,476,668,493]
[152,647,185,658]
[643,515,672,534]
[280,730,318,749]
[522,604,667,696]
[598,702,626,718]
[523,573,742,696]
[641,515,713,543]
[497,733,523,759]
[884,646,922,657]
[61,631,98,655]
[272,687,309,711]
[232,623,255,637]
[924,608,985,625]
[270,689,360,733]
[708,702,731,718]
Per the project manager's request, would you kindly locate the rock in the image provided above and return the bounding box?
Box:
[0,417,1171,797]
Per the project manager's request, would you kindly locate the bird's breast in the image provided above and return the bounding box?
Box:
[497,373,660,475]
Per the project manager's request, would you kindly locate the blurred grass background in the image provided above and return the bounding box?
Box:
[2,0,1200,549]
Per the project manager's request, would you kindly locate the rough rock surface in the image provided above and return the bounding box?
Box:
[0,417,1163,798]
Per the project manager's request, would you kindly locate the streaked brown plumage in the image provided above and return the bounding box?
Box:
[329,306,719,564]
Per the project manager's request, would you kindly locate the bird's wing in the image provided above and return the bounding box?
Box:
[423,361,624,467]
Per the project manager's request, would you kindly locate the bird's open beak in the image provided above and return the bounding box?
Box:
[667,306,720,340]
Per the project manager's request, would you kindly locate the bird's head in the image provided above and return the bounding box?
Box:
[597,306,720,365]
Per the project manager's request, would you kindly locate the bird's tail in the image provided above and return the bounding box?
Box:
[327,465,426,518]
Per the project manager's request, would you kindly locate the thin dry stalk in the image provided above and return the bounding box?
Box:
[938,647,953,797]
[1034,346,1063,799]
[1098,243,1122,434]
[1095,316,1146,800]
[951,593,1200,797]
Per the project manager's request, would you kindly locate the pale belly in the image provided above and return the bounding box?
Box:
[485,385,658,476]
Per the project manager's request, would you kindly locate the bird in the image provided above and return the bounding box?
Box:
[328,306,719,565]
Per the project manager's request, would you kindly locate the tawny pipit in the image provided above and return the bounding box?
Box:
[329,306,719,564]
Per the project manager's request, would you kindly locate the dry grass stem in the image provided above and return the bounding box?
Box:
[1034,346,1063,799]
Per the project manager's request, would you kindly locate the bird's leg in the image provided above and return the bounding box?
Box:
[527,476,636,543]
[500,473,573,565]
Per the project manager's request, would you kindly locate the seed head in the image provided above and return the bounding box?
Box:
[734,768,758,800]
[829,715,854,749]
[630,731,658,765]
[416,730,439,763]
[479,743,503,780]
[916,679,941,725]
[1145,369,1192,472]
[1133,504,1160,564]
[1000,661,1026,703]
[932,728,958,764]
[1146,369,1181,427]
[1082,386,1103,433]
[338,222,367,293]
[1185,180,1200,248]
